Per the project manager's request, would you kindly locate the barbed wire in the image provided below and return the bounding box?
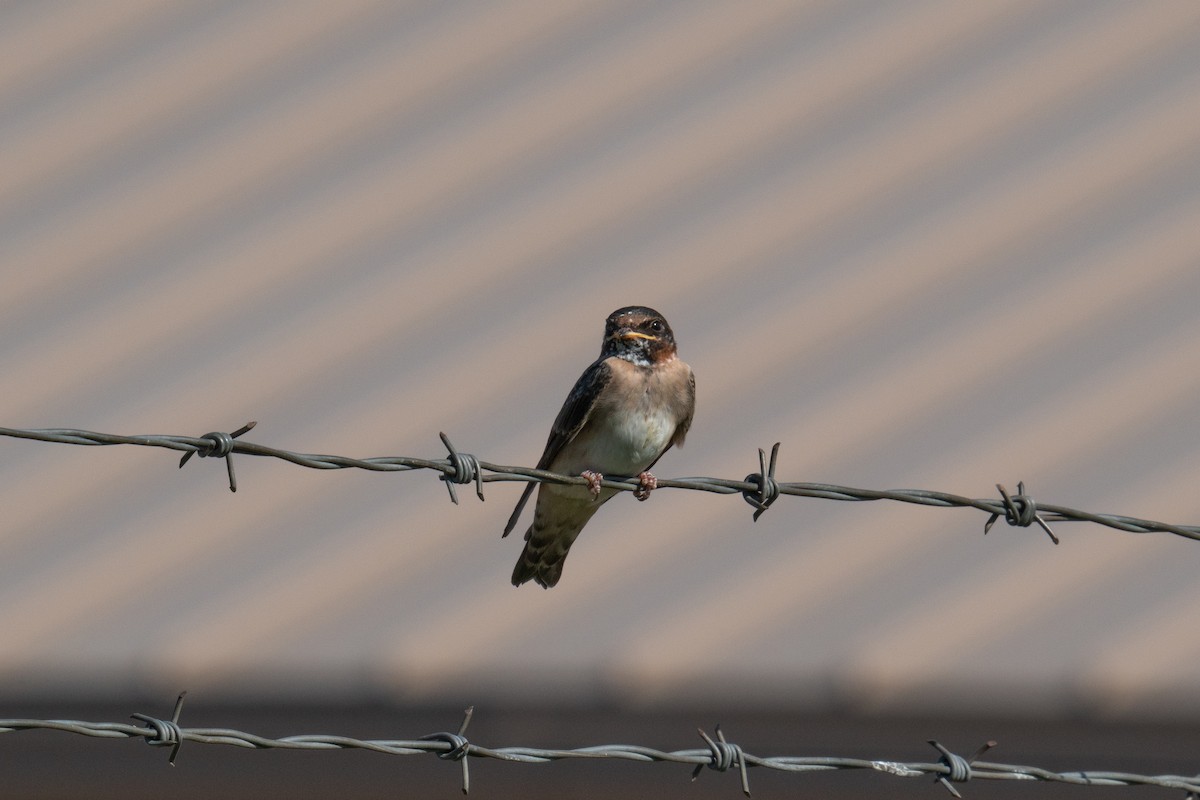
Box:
[1,424,1198,542]
[2,696,1199,796]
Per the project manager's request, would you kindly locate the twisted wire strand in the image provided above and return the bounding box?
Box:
[1,426,1198,542]
[0,715,1197,795]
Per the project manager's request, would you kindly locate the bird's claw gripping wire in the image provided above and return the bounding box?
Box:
[634,471,658,501]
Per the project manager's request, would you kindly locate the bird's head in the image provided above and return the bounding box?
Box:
[602,306,677,366]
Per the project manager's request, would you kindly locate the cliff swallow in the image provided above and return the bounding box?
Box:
[503,306,695,588]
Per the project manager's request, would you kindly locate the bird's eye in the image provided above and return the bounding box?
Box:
[649,320,664,333]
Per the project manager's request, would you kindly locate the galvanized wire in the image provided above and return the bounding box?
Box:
[1,425,1198,542]
[2,701,1198,796]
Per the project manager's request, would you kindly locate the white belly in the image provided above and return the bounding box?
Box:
[555,404,677,477]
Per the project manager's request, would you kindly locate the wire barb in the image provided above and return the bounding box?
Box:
[984,482,1058,544]
[438,433,485,505]
[178,421,256,492]
[692,725,751,796]
[130,691,188,766]
[929,739,996,798]
[420,706,475,794]
[741,442,782,522]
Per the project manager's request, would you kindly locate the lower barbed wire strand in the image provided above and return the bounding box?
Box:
[1,716,1199,794]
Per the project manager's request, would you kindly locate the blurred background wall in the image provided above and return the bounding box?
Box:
[2,1,1200,796]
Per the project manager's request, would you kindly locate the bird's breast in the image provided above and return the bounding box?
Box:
[590,401,678,471]
[553,364,685,476]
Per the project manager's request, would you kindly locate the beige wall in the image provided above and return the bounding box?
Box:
[2,1,1200,720]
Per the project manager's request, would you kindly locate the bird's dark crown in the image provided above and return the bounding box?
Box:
[601,306,677,365]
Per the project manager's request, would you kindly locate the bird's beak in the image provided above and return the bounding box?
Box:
[616,330,655,341]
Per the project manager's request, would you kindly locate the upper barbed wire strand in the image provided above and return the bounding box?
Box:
[0,426,1197,541]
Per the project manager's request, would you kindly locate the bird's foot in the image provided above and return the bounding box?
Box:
[581,470,604,500]
[634,471,658,501]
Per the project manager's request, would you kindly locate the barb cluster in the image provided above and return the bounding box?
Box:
[2,701,1199,796]
[1,425,1198,542]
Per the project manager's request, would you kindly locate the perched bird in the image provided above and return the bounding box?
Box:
[503,306,695,588]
